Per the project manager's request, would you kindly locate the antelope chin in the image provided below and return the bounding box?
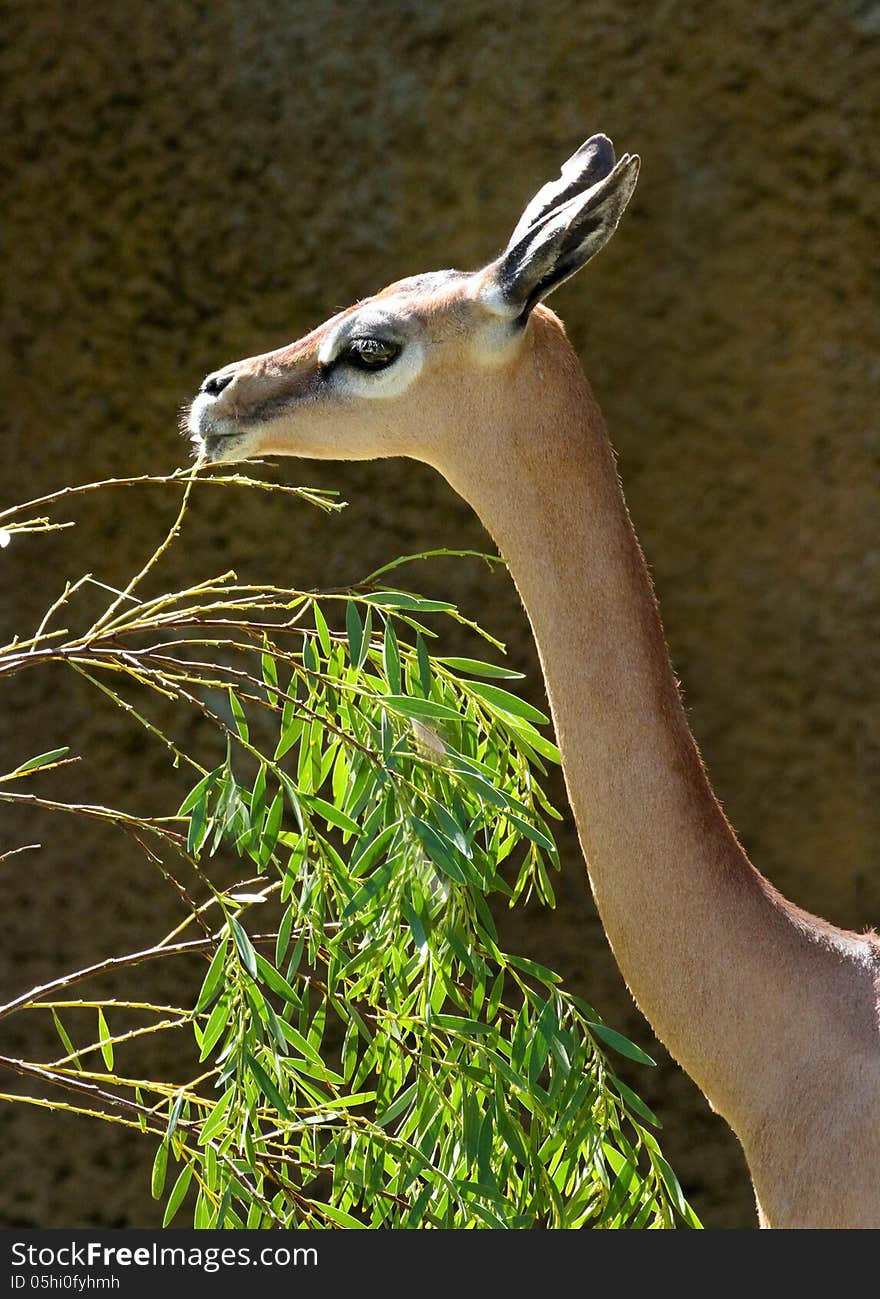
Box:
[186,395,250,463]
[196,432,251,464]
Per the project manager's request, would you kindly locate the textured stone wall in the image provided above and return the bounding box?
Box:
[1,0,878,1228]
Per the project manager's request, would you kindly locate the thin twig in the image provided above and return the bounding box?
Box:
[0,1091,165,1136]
[0,932,284,1021]
[0,1055,158,1121]
[0,468,342,526]
[87,460,204,636]
[0,843,41,863]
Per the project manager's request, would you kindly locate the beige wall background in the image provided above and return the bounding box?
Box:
[1,0,878,1228]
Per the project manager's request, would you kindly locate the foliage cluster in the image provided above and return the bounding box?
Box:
[0,469,699,1229]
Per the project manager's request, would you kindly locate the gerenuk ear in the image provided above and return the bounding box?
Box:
[480,135,639,319]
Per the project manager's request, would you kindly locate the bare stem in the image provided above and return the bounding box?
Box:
[0,933,284,1022]
[0,468,342,526]
[87,461,204,636]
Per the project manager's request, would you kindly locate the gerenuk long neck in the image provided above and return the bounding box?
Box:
[437,314,872,1136]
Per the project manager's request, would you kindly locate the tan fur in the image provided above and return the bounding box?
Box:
[189,273,880,1230]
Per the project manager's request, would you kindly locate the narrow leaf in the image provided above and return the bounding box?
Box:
[230,916,258,978]
[468,680,549,725]
[362,591,455,612]
[228,689,249,741]
[5,748,70,779]
[435,656,524,680]
[247,1051,291,1118]
[384,695,462,722]
[151,1142,169,1199]
[51,1010,81,1066]
[255,951,300,1003]
[345,600,363,668]
[96,1008,114,1069]
[199,1085,234,1145]
[162,1164,193,1226]
[195,936,229,1012]
[588,1021,656,1067]
[306,796,361,837]
[382,618,401,694]
[313,602,332,657]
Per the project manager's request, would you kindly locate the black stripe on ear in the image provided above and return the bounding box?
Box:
[516,215,607,316]
[483,152,639,319]
[506,134,617,248]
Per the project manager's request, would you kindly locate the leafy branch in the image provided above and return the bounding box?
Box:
[0,465,699,1229]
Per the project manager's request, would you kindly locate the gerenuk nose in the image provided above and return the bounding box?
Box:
[201,370,235,397]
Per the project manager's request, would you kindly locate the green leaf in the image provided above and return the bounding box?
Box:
[468,681,549,725]
[313,602,332,657]
[305,796,361,838]
[166,1091,185,1142]
[341,855,398,920]
[436,656,524,680]
[349,820,399,877]
[195,936,229,1012]
[345,600,363,668]
[246,1051,291,1118]
[362,591,456,612]
[261,646,279,705]
[215,1184,233,1230]
[506,953,563,985]
[504,812,556,854]
[431,1015,491,1037]
[382,618,401,694]
[494,1092,529,1165]
[302,634,319,672]
[324,1091,376,1109]
[275,905,294,967]
[228,689,249,741]
[416,632,431,697]
[654,1153,688,1219]
[410,816,466,884]
[250,764,267,818]
[277,1021,324,1066]
[359,605,373,670]
[376,1082,418,1127]
[609,1075,660,1127]
[314,1202,366,1228]
[510,726,561,765]
[260,791,284,864]
[198,993,232,1062]
[274,715,304,762]
[177,768,218,817]
[230,916,258,978]
[96,1008,114,1069]
[383,695,462,722]
[277,772,305,832]
[401,898,428,954]
[199,1085,234,1145]
[255,951,300,1003]
[51,1010,81,1066]
[151,1142,169,1199]
[4,747,70,779]
[162,1164,193,1226]
[486,971,505,1022]
[423,797,471,857]
[588,1021,656,1067]
[187,793,208,856]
